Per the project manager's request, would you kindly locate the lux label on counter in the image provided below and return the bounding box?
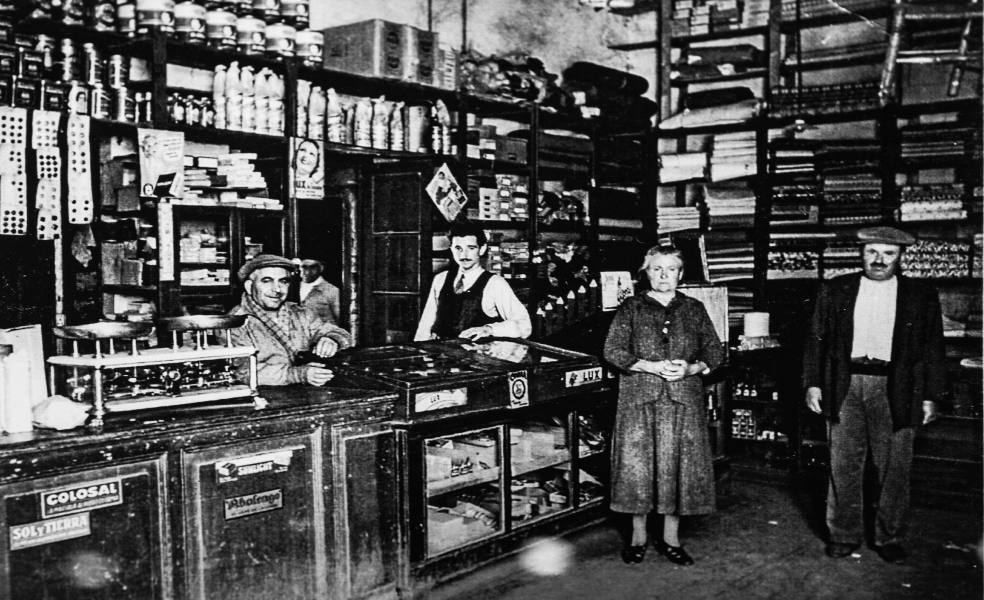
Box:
[565,367,603,388]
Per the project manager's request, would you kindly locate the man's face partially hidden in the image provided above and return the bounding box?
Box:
[247,266,291,311]
[862,243,902,281]
[450,235,486,273]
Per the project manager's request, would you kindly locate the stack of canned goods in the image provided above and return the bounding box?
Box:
[56,39,141,121]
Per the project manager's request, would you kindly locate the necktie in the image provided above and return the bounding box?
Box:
[454,276,465,294]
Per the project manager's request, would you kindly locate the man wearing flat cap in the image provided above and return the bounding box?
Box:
[230,254,352,386]
[802,226,945,564]
[298,259,341,325]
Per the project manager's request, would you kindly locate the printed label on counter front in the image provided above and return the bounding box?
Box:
[10,513,92,550]
[415,387,467,413]
[40,478,123,519]
[223,489,284,520]
[565,367,603,388]
[508,371,529,408]
[215,450,294,485]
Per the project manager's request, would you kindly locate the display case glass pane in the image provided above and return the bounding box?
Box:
[425,427,502,556]
[508,416,572,525]
[575,409,610,506]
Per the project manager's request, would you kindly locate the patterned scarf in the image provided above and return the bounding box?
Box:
[240,292,304,364]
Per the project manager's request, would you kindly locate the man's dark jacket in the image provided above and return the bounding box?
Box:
[802,272,946,430]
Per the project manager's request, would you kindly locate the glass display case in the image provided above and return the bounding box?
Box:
[425,427,503,556]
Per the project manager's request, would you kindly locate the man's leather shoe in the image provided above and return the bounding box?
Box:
[825,542,860,558]
[877,543,908,564]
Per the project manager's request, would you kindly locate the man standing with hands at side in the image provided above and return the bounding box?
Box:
[231,254,352,386]
[415,222,532,341]
[802,226,944,564]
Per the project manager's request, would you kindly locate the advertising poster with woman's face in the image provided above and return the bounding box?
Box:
[290,137,325,199]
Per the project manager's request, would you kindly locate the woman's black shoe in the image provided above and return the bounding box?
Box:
[653,539,694,566]
[621,543,647,564]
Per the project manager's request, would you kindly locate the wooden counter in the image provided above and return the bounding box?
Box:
[0,385,401,600]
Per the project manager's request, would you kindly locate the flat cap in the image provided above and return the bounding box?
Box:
[238,254,295,281]
[856,226,916,246]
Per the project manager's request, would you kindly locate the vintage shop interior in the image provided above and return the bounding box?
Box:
[0,0,980,598]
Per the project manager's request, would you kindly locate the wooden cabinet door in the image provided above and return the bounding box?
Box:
[0,456,170,600]
[180,432,326,600]
[359,161,434,346]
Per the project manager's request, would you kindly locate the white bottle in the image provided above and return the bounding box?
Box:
[296,79,311,138]
[213,65,228,129]
[254,68,270,134]
[308,85,325,140]
[240,66,256,132]
[268,73,285,135]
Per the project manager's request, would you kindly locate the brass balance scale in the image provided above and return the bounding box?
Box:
[48,316,261,427]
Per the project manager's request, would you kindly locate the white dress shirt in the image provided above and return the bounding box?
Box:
[299,276,323,302]
[851,275,898,361]
[414,268,532,341]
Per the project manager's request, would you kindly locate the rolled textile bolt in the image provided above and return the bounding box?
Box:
[308,85,325,140]
[371,96,388,150]
[240,65,255,132]
[389,101,404,151]
[326,88,343,143]
[354,97,372,148]
[296,79,310,138]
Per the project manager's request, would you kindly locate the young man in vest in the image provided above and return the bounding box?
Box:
[414,222,532,341]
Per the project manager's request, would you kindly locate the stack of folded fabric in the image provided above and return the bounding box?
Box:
[709,130,757,181]
[561,62,658,128]
[781,0,885,20]
[768,239,819,279]
[901,240,972,279]
[657,205,702,233]
[974,233,983,279]
[670,0,770,36]
[660,86,760,129]
[770,81,879,118]
[822,174,883,226]
[702,182,756,228]
[673,44,763,82]
[705,241,754,282]
[901,124,975,160]
[659,152,707,183]
[822,240,862,278]
[771,138,821,226]
[900,184,968,222]
[727,287,754,331]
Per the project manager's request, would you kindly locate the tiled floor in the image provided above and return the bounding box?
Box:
[428,481,983,600]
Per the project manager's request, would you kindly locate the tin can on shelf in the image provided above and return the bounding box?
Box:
[175,1,207,44]
[135,0,176,35]
[93,1,117,31]
[17,48,43,80]
[90,82,111,118]
[107,54,129,88]
[117,3,137,36]
[41,80,70,112]
[59,38,82,82]
[251,0,278,24]
[0,19,13,45]
[295,29,321,66]
[13,77,40,109]
[113,86,136,121]
[265,22,294,57]
[236,15,265,54]
[279,0,307,29]
[83,43,105,87]
[135,91,152,122]
[205,9,236,50]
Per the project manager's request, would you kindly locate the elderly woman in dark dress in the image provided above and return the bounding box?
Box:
[604,245,724,565]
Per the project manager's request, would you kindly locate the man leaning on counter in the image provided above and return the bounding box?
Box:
[230,254,352,386]
[415,222,532,341]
